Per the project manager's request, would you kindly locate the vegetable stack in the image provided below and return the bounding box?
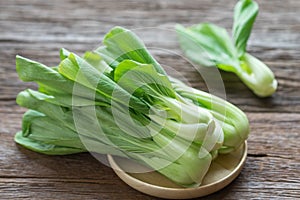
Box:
[15,26,249,187]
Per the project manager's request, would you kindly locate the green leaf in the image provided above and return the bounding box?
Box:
[83,51,113,73]
[15,131,85,155]
[17,90,67,121]
[176,23,239,72]
[233,0,259,57]
[17,89,154,145]
[22,111,85,148]
[114,60,176,99]
[20,109,126,156]
[21,110,45,137]
[60,48,71,60]
[96,26,166,75]
[16,55,109,104]
[58,53,148,113]
[61,48,113,74]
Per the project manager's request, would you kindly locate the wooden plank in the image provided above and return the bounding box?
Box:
[0,178,157,200]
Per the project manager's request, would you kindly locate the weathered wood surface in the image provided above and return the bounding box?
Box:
[0,0,299,199]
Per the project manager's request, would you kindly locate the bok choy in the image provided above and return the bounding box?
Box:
[176,0,277,97]
[15,26,249,187]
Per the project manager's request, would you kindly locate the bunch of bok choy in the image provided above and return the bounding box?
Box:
[15,26,249,187]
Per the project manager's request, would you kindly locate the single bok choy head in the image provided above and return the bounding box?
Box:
[15,26,249,187]
[176,0,277,97]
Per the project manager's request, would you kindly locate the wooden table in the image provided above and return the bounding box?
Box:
[0,0,299,199]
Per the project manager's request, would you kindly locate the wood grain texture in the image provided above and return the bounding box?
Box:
[0,0,299,199]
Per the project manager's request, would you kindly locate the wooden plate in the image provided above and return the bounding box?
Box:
[107,141,247,199]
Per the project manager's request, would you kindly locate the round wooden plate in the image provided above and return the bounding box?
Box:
[107,141,247,199]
